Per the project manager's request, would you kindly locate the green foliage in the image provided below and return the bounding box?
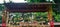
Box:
[33,12,48,22]
[26,0,46,3]
[53,12,60,22]
[0,16,2,24]
[24,18,31,22]
[10,12,48,22]
[0,5,4,11]
[55,14,60,22]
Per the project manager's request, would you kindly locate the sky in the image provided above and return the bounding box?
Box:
[0,0,53,4]
[0,0,27,4]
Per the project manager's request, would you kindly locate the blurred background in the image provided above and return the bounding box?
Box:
[0,0,60,27]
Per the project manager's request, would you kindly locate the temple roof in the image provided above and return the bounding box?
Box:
[4,3,52,12]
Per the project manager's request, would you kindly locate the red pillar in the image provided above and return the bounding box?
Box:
[2,10,7,27]
[48,5,54,27]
